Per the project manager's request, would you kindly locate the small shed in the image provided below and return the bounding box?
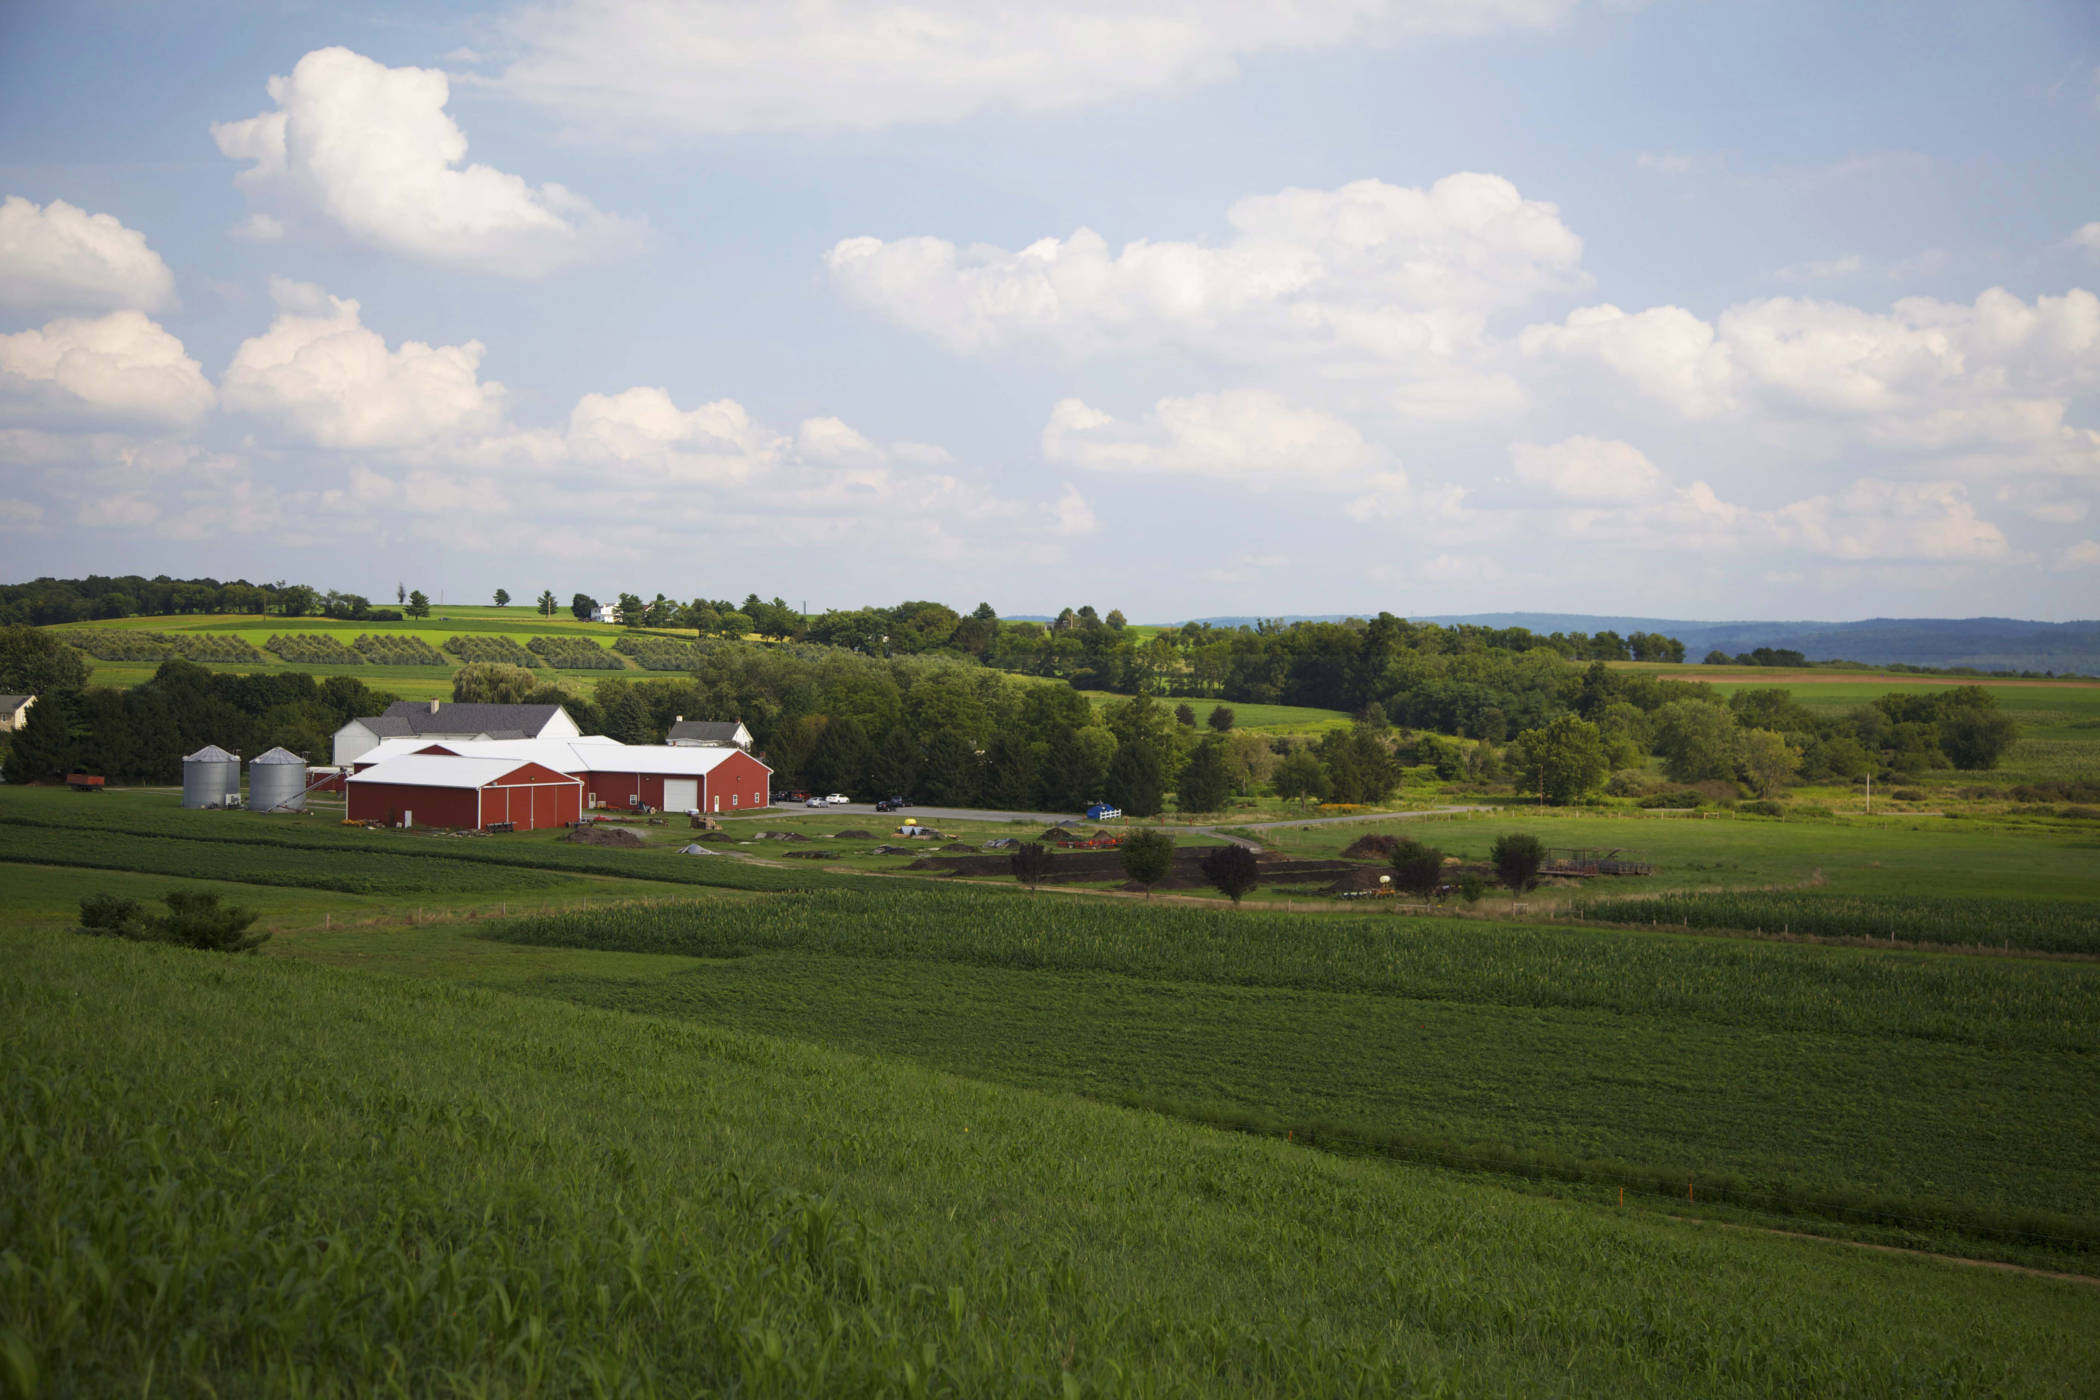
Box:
[347,755,583,831]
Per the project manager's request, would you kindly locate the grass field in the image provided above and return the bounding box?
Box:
[8,783,2100,1391]
[14,930,2099,1396]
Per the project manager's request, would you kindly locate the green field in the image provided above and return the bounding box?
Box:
[7,784,2100,1392]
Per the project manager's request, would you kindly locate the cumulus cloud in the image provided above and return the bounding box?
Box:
[1771,480,2007,561]
[1509,436,1665,501]
[0,196,176,311]
[220,280,505,448]
[0,497,46,532]
[2073,223,2100,255]
[829,173,1582,419]
[1041,390,1375,485]
[213,47,639,277]
[490,0,1590,137]
[1525,287,2100,460]
[2060,539,2100,568]
[0,311,215,424]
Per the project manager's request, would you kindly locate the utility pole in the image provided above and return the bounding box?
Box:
[1864,772,1871,816]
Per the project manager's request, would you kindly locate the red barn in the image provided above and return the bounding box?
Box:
[346,755,583,831]
[349,736,771,816]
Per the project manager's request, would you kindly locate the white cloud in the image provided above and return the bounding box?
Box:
[213,47,639,277]
[2072,223,2100,255]
[1509,436,1664,501]
[1526,287,2100,459]
[1775,254,1864,283]
[220,280,505,448]
[2059,539,2100,569]
[490,0,1590,137]
[1771,480,2007,561]
[828,173,1584,371]
[1519,303,1736,417]
[0,196,176,311]
[0,311,215,424]
[1041,390,1374,485]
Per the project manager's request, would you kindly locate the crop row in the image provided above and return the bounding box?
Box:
[526,636,628,669]
[353,633,447,665]
[442,634,543,666]
[66,630,260,663]
[265,632,364,664]
[0,823,561,896]
[480,887,2100,1056]
[1573,891,2100,955]
[0,808,842,895]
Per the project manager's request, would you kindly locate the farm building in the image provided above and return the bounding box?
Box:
[346,756,583,830]
[351,736,772,817]
[0,694,34,732]
[331,700,580,766]
[665,717,753,750]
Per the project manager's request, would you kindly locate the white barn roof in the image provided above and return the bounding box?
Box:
[348,756,577,789]
[355,736,761,777]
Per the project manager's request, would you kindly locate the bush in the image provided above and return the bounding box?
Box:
[1489,833,1545,893]
[1738,800,1785,817]
[73,889,268,953]
[1010,842,1051,891]
[1387,840,1444,901]
[1604,769,1662,798]
[1119,829,1175,897]
[1636,790,1702,809]
[1892,788,1928,803]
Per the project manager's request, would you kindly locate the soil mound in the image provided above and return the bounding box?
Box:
[1340,833,1400,859]
[835,829,874,839]
[1040,826,1075,841]
[568,825,645,848]
[940,842,976,852]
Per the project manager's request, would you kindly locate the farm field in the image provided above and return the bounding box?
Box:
[6,784,2100,1390]
[13,931,2098,1397]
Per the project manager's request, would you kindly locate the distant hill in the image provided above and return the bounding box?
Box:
[1157,613,2100,674]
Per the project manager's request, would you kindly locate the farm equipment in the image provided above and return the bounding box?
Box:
[1541,848,1656,878]
[64,773,105,793]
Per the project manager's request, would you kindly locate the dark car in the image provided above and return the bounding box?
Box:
[875,796,911,813]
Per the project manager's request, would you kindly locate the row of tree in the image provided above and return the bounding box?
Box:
[0,576,414,626]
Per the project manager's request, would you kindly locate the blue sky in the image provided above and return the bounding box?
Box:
[2,0,2097,620]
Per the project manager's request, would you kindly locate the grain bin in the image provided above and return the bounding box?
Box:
[182,744,241,808]
[248,746,308,813]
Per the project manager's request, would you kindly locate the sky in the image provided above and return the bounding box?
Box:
[1,0,2098,623]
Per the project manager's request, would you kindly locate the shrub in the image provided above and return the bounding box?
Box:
[1387,840,1444,901]
[1010,842,1051,891]
[1738,800,1785,817]
[73,889,268,953]
[1119,829,1175,898]
[1489,833,1545,893]
[1892,788,1928,803]
[1636,790,1702,809]
[1200,844,1260,905]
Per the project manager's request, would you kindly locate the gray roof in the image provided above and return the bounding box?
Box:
[250,746,307,765]
[373,701,569,736]
[666,719,746,743]
[0,695,30,710]
[184,744,239,763]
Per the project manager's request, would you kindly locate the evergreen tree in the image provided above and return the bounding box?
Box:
[920,731,982,806]
[1011,842,1052,892]
[406,590,431,618]
[1105,738,1165,818]
[1388,839,1444,901]
[493,589,510,608]
[1175,738,1232,814]
[605,686,654,744]
[867,724,920,799]
[981,732,1038,809]
[1490,833,1546,893]
[808,716,875,795]
[3,687,76,782]
[1199,843,1260,905]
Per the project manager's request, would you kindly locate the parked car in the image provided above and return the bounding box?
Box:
[875,799,897,813]
[1085,802,1122,821]
[825,793,850,805]
[804,796,825,808]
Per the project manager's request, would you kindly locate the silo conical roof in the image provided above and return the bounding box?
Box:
[250,746,305,764]
[184,744,240,763]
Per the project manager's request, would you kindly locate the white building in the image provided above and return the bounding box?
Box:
[331,699,581,767]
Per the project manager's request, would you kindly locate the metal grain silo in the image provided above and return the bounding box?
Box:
[248,746,308,813]
[182,744,241,808]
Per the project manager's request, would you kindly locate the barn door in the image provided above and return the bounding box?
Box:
[663,778,698,813]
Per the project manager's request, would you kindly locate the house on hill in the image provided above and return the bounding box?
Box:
[0,694,34,732]
[331,699,580,766]
[665,718,753,750]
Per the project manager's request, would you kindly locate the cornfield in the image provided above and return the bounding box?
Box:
[1574,892,2100,955]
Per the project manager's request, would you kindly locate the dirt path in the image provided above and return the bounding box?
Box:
[1662,1215,2098,1288]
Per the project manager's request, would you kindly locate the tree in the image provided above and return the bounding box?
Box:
[1175,738,1232,814]
[1490,833,1546,893]
[1271,748,1327,809]
[1200,843,1261,905]
[571,593,598,622]
[1734,727,1801,797]
[1105,738,1165,818]
[1513,715,1608,805]
[2,687,76,783]
[920,731,982,806]
[453,663,538,705]
[605,686,653,744]
[1652,700,1739,783]
[1937,701,2017,769]
[1120,828,1175,898]
[78,889,267,953]
[405,589,431,618]
[618,592,646,627]
[537,590,557,617]
[1174,703,1197,727]
[1011,842,1052,892]
[0,623,89,695]
[493,588,510,608]
[1207,705,1235,732]
[396,582,407,606]
[1387,839,1444,902]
